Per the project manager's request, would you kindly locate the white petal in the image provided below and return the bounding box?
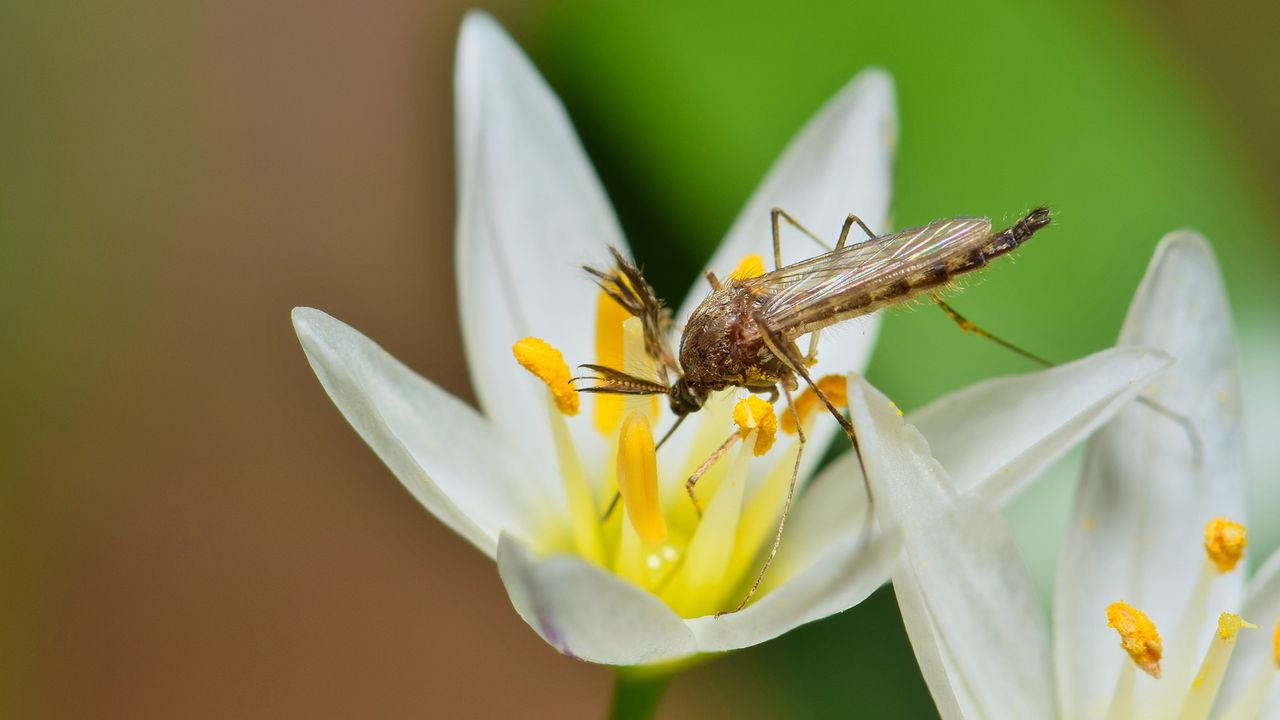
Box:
[675,68,897,390]
[455,12,624,477]
[1055,232,1247,718]
[1216,549,1280,714]
[292,308,552,557]
[687,444,896,653]
[849,375,1054,720]
[496,534,697,665]
[911,346,1172,504]
[686,525,901,654]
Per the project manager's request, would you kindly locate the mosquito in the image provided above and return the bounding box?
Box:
[578,207,1054,612]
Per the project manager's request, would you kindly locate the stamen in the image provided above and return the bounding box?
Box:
[780,375,848,434]
[1107,601,1163,678]
[1174,613,1256,720]
[617,412,667,545]
[1204,517,1247,574]
[593,288,629,432]
[729,253,766,280]
[733,397,777,455]
[512,337,579,416]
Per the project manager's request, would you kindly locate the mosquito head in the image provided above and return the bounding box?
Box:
[669,377,708,417]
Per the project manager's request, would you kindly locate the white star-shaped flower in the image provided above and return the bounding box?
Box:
[873,231,1280,719]
[291,11,1169,666]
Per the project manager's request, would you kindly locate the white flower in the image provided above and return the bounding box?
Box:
[290,11,1171,666]
[871,231,1280,719]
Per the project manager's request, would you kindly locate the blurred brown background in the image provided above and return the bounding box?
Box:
[3,0,1277,717]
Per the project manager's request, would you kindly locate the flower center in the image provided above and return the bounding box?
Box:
[510,254,809,616]
[1102,517,1264,720]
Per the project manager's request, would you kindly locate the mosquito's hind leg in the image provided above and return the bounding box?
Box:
[931,294,1053,367]
[931,293,1204,464]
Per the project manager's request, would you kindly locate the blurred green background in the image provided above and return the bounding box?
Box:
[3,0,1277,717]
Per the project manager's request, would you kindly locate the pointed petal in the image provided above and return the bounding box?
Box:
[848,375,1054,720]
[455,12,624,475]
[676,68,897,384]
[1055,232,1247,718]
[911,346,1172,504]
[292,308,552,557]
[496,534,697,665]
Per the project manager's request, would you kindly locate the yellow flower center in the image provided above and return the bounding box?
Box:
[732,397,777,456]
[780,375,848,434]
[1204,516,1247,573]
[1107,600,1163,678]
[512,337,579,415]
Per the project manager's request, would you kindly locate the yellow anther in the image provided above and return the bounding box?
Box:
[780,375,848,434]
[729,253,766,280]
[593,288,629,432]
[1216,612,1256,640]
[1204,517,1247,573]
[1107,601,1163,678]
[513,337,579,416]
[1273,616,1280,668]
[733,397,777,456]
[617,412,667,545]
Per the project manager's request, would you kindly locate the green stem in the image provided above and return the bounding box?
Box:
[607,665,677,720]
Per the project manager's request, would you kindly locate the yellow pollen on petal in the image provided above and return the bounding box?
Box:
[1204,517,1247,573]
[780,375,848,434]
[512,337,579,416]
[1107,601,1163,678]
[617,412,667,545]
[733,397,777,455]
[729,253,766,280]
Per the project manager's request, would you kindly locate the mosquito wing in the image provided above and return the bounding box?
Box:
[743,217,994,338]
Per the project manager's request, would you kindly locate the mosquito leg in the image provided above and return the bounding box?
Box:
[931,294,1204,464]
[835,212,878,249]
[722,383,805,615]
[771,208,830,269]
[600,491,621,522]
[686,432,740,517]
[931,294,1054,367]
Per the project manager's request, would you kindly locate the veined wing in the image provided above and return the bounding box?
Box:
[744,217,993,337]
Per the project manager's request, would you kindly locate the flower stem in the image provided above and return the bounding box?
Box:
[608,665,677,720]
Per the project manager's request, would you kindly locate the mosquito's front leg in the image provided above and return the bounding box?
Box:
[685,432,740,517]
[721,381,805,615]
